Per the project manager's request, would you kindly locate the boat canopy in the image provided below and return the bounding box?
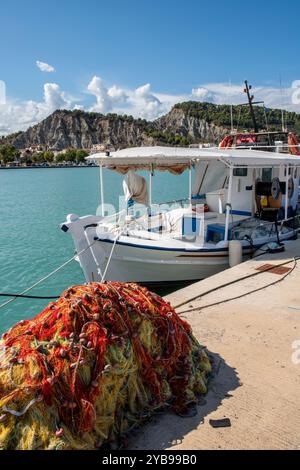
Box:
[86,146,300,173]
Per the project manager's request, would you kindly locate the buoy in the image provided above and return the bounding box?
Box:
[229,240,243,268]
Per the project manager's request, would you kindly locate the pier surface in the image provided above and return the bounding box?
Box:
[131,239,300,450]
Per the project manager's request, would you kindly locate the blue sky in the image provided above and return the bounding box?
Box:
[0,0,300,133]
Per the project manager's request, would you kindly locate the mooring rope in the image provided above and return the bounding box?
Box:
[0,220,129,308]
[175,256,299,314]
[100,224,128,282]
[0,240,98,310]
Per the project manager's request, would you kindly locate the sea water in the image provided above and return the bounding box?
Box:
[0,167,188,334]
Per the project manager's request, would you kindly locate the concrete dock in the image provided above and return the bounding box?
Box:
[131,239,300,450]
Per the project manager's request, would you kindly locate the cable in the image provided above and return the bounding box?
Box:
[177,257,297,315]
[0,239,97,310]
[0,219,128,307]
[173,255,300,310]
[0,293,59,299]
[100,222,129,282]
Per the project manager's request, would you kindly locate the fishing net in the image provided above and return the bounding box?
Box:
[0,282,211,450]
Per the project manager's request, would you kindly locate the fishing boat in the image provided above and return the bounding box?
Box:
[219,80,300,154]
[61,145,300,284]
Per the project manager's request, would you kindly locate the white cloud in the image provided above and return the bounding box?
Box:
[130,83,165,119]
[107,85,128,103]
[0,83,70,135]
[192,87,211,100]
[86,77,168,119]
[43,83,67,109]
[1,77,300,136]
[36,60,55,73]
[191,82,300,112]
[87,76,113,113]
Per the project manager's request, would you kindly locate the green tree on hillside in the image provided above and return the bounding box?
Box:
[43,151,55,163]
[55,149,89,163]
[66,149,77,162]
[0,144,20,164]
[55,153,66,163]
[75,149,89,162]
[32,151,55,163]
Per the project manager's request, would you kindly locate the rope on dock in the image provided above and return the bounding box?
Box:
[176,257,299,315]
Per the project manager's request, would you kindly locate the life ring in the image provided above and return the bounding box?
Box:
[219,135,233,149]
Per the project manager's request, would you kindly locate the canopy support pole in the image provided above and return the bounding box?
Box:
[224,166,233,242]
[149,164,153,209]
[285,166,289,220]
[189,164,192,208]
[100,164,105,217]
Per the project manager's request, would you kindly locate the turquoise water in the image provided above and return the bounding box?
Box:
[0,167,188,334]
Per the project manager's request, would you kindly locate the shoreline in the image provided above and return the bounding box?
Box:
[0,164,97,170]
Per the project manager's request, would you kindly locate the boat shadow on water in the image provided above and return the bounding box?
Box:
[128,351,240,450]
[141,280,201,297]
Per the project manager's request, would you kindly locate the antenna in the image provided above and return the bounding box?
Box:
[279,74,286,132]
[236,80,264,133]
[243,80,259,133]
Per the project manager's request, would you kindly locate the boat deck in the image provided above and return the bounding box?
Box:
[130,238,300,450]
[122,210,248,244]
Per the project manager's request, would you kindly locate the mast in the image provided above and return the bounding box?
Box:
[229,78,234,133]
[279,75,286,132]
[244,80,258,133]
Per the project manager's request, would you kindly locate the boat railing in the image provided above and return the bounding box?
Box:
[101,209,126,224]
[151,197,190,209]
[212,144,300,151]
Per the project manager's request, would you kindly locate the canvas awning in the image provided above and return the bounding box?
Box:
[87,146,300,173]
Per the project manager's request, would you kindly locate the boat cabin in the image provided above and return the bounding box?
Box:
[88,146,300,247]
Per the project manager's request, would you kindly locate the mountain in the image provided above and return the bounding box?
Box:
[1,110,156,151]
[2,102,300,151]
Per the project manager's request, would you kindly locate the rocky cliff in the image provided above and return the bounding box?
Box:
[3,102,300,150]
[5,110,156,150]
[154,105,227,143]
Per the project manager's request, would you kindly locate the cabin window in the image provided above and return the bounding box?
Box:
[262,168,272,182]
[233,168,248,177]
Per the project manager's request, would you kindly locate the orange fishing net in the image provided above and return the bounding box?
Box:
[0,282,211,450]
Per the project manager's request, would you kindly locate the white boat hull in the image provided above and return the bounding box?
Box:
[61,214,295,284]
[89,239,230,282]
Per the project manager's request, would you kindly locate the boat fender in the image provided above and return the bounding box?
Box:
[271,177,281,200]
[288,177,294,199]
[229,240,243,268]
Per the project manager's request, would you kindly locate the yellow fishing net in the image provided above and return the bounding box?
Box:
[0,282,211,450]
